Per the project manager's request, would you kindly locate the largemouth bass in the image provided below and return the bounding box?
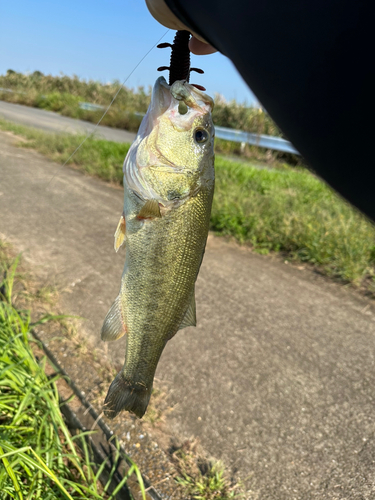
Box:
[101,76,215,419]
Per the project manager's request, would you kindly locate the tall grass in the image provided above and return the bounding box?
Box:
[0,70,149,133]
[0,249,145,499]
[0,70,279,136]
[0,70,150,112]
[213,158,375,287]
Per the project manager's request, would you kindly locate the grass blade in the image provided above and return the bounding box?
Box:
[0,445,24,500]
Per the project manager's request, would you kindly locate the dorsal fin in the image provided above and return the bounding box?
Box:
[137,199,161,219]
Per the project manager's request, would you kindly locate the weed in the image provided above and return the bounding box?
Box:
[24,284,58,305]
[0,250,146,499]
[54,316,79,339]
[172,440,242,500]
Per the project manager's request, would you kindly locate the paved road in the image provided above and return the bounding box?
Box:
[1,130,375,499]
[0,100,136,143]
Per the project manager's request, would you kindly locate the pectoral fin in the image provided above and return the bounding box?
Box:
[101,295,127,341]
[178,290,197,331]
[114,215,126,252]
[137,199,161,219]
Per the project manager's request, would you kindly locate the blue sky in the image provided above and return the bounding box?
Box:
[1,0,258,105]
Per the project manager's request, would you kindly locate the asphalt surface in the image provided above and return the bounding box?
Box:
[0,100,136,143]
[1,119,375,499]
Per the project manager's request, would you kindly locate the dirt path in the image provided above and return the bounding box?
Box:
[1,130,375,499]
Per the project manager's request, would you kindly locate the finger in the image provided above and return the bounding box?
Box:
[189,36,217,55]
[145,0,187,30]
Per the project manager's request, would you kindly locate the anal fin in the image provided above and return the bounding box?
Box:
[101,295,127,341]
[137,199,161,219]
[114,215,126,252]
[178,289,197,331]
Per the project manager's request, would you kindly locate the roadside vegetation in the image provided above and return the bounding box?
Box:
[211,161,375,288]
[0,70,296,165]
[172,440,241,500]
[0,70,279,134]
[0,70,149,133]
[0,243,145,499]
[0,241,243,499]
[1,118,374,294]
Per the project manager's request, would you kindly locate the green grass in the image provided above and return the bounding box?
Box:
[0,118,374,292]
[172,441,241,500]
[0,119,129,184]
[175,462,239,500]
[212,158,375,287]
[0,246,145,499]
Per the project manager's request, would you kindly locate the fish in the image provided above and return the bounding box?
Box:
[101,76,215,419]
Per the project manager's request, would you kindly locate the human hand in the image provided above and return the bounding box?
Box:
[145,0,217,55]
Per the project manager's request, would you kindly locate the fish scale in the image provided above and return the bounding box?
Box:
[124,186,212,368]
[101,76,215,419]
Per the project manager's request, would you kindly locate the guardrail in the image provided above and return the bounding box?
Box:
[117,108,300,155]
[111,106,300,155]
[122,107,300,155]
[0,87,25,94]
[0,88,300,155]
[214,126,299,155]
[79,102,105,111]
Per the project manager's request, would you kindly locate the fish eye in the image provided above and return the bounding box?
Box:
[194,128,209,144]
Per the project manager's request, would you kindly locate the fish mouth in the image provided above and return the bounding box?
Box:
[169,80,214,112]
[151,77,214,126]
[150,77,215,169]
[139,77,214,139]
[136,76,214,167]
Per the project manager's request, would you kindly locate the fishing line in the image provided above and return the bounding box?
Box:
[44,28,170,189]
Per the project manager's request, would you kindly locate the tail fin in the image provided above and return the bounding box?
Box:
[103,372,152,419]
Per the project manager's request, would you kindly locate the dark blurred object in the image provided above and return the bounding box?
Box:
[165,0,375,221]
